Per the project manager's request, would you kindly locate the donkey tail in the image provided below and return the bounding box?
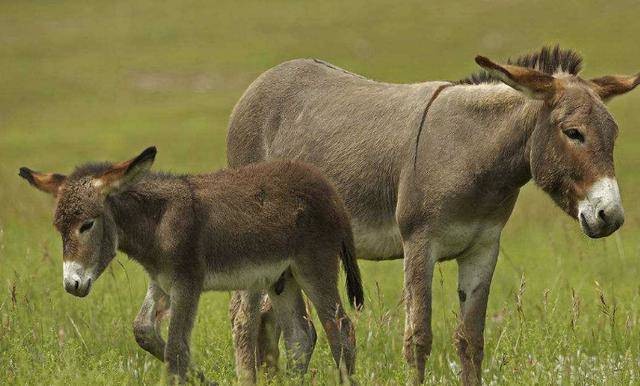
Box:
[340,239,364,310]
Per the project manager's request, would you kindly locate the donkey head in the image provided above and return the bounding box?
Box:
[475,53,638,238]
[19,147,156,297]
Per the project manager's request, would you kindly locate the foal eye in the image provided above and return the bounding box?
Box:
[563,128,585,143]
[79,220,94,233]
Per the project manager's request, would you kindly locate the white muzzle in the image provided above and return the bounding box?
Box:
[63,261,94,297]
[577,177,624,238]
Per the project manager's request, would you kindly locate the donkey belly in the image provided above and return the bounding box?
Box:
[156,261,291,293]
[352,220,404,260]
[203,260,291,291]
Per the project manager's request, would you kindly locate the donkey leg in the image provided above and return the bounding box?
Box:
[256,294,281,374]
[133,281,169,361]
[402,236,434,384]
[165,281,202,382]
[229,290,261,384]
[402,266,422,366]
[267,273,316,377]
[455,241,499,386]
[230,292,280,378]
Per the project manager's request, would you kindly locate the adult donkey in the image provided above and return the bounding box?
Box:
[227,46,639,384]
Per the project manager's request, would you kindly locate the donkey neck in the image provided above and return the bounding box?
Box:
[106,174,192,273]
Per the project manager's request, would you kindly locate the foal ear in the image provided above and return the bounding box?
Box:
[589,73,640,102]
[19,168,67,196]
[475,55,557,100]
[94,146,157,194]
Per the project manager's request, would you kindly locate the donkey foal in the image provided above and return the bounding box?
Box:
[19,147,363,384]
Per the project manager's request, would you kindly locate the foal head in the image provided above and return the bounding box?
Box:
[19,147,156,296]
[474,47,638,238]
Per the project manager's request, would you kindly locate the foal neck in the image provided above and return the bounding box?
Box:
[106,173,191,271]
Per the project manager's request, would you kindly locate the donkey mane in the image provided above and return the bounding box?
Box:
[312,58,368,80]
[69,162,113,180]
[457,45,583,85]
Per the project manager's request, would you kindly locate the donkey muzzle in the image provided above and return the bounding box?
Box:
[578,178,624,238]
[63,260,94,297]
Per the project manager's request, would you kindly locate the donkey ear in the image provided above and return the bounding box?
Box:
[94,146,157,194]
[19,168,67,196]
[589,73,640,102]
[475,55,557,100]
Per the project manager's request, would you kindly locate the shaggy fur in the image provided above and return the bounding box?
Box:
[20,150,363,384]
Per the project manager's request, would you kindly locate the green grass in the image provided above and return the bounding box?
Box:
[2,0,640,384]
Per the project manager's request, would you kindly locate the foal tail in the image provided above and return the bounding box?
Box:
[340,237,364,310]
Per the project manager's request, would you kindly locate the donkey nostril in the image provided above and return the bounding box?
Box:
[598,209,607,223]
[74,280,79,290]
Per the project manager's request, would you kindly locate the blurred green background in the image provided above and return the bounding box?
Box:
[1,1,639,384]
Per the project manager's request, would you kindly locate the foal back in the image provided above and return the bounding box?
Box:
[189,161,355,283]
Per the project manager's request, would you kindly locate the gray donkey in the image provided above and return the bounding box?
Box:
[227,46,639,384]
[19,147,363,384]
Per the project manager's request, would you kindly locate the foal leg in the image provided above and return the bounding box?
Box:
[133,281,169,361]
[294,261,357,380]
[455,240,499,386]
[402,235,435,384]
[267,273,317,377]
[166,280,202,382]
[229,290,261,384]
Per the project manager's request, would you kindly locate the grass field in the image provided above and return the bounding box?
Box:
[2,1,640,384]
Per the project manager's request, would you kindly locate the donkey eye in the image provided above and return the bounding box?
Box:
[563,128,585,143]
[79,220,94,233]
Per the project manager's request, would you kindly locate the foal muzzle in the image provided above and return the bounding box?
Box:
[63,261,94,297]
[577,177,624,238]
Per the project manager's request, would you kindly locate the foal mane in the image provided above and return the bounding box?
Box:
[69,162,177,182]
[457,45,583,85]
[69,162,114,180]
